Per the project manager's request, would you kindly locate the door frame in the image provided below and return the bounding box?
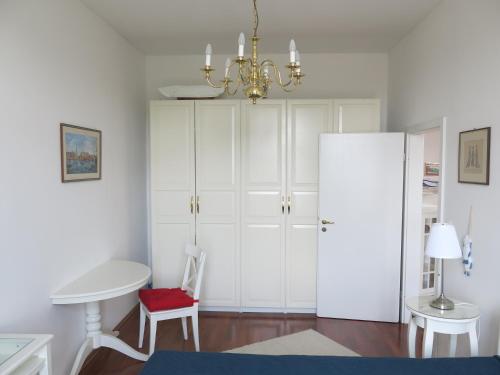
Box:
[401,117,447,322]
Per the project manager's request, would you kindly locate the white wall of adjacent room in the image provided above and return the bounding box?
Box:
[389,0,500,355]
[0,0,147,374]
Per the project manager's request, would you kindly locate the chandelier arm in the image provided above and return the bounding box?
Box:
[226,78,242,96]
[204,73,225,89]
[261,60,295,89]
[238,60,252,85]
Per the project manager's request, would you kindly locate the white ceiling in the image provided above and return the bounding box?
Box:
[81,0,441,55]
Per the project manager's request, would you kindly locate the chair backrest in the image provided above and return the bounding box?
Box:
[181,244,207,301]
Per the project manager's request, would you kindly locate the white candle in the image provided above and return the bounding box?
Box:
[225,58,231,77]
[205,43,212,66]
[238,32,245,57]
[263,65,269,77]
[295,50,301,66]
[289,39,296,63]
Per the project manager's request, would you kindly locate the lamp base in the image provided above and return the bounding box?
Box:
[430,293,455,310]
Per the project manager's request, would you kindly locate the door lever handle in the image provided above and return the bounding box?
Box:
[190,196,194,214]
[196,196,200,214]
[281,196,285,214]
[287,196,291,214]
[321,219,335,225]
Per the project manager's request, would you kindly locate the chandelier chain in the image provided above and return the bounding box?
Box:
[253,0,259,37]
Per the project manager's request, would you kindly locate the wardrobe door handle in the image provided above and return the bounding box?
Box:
[282,196,285,214]
[196,196,200,214]
[190,196,194,214]
[287,196,291,214]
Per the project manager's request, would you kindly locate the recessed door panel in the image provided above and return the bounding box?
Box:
[287,224,318,308]
[153,223,192,288]
[245,192,282,218]
[333,99,381,133]
[242,224,284,307]
[292,192,318,220]
[197,223,239,306]
[244,104,284,186]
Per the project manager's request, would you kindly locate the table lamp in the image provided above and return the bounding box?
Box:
[425,223,462,310]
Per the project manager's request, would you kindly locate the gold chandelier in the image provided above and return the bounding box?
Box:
[201,0,305,104]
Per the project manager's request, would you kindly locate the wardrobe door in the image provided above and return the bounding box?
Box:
[241,100,286,308]
[333,99,381,133]
[286,100,333,309]
[150,101,195,288]
[195,101,241,307]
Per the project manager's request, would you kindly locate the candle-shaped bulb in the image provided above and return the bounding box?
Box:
[225,58,231,78]
[263,66,270,80]
[295,50,301,66]
[289,39,296,63]
[238,32,245,57]
[205,43,212,66]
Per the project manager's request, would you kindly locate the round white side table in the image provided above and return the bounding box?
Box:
[406,295,480,358]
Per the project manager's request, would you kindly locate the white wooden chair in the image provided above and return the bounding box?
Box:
[138,244,206,354]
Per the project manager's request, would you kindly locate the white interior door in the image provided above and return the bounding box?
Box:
[195,101,240,307]
[286,100,332,309]
[241,100,286,308]
[150,101,195,288]
[317,133,405,322]
[401,134,424,322]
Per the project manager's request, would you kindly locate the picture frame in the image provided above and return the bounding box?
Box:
[60,123,102,182]
[424,162,440,177]
[458,127,491,185]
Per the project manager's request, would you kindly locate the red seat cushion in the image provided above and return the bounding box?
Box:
[139,288,197,312]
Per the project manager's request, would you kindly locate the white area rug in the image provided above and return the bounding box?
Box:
[225,329,360,357]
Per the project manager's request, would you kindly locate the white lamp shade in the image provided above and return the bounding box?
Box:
[425,223,462,259]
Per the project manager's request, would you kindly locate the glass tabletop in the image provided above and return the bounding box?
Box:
[406,295,480,320]
[0,338,33,366]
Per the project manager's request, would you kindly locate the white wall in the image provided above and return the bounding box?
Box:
[0,1,147,374]
[423,128,441,165]
[389,0,500,355]
[146,53,388,129]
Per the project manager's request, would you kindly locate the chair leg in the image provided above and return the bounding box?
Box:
[138,305,145,348]
[191,313,200,352]
[181,317,188,340]
[149,317,157,356]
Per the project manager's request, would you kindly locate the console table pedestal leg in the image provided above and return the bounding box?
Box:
[69,301,148,375]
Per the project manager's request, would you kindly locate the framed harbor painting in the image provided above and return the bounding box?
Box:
[458,127,491,185]
[60,123,101,182]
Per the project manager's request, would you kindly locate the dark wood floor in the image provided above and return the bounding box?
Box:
[81,306,421,375]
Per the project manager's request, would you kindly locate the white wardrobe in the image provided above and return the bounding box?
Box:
[150,98,380,312]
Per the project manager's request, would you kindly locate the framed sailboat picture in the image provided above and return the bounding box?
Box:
[458,127,491,185]
[60,123,102,182]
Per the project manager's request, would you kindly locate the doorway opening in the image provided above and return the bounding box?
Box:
[401,117,447,323]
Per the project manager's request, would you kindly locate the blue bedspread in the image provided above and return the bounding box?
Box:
[141,351,500,375]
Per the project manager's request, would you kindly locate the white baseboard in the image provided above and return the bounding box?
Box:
[199,306,316,314]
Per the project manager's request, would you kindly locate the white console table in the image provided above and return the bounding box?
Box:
[0,334,53,375]
[51,260,151,375]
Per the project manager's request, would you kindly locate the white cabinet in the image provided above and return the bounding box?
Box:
[241,100,286,308]
[150,100,240,307]
[333,99,381,133]
[285,100,332,308]
[150,98,380,312]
